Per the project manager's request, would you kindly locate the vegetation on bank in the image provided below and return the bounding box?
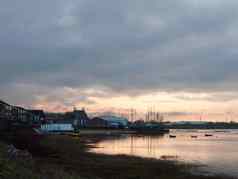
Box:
[0,141,84,179]
[0,133,236,179]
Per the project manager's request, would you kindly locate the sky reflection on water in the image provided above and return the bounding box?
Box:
[90,129,238,177]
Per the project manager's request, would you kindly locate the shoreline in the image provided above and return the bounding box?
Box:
[79,128,136,135]
[0,131,236,179]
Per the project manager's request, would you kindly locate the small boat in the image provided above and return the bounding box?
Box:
[169,135,176,138]
[215,130,227,133]
[205,134,213,137]
[191,135,198,138]
[133,125,169,135]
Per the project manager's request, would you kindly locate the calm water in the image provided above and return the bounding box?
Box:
[90,129,238,177]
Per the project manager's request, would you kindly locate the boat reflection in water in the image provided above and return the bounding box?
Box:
[90,129,238,177]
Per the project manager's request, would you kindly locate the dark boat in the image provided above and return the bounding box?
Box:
[169,135,176,138]
[135,128,170,135]
[131,123,169,135]
[191,135,197,138]
[205,134,213,137]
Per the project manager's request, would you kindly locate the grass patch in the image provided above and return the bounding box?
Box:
[0,141,84,179]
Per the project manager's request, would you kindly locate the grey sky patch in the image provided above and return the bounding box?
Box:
[1,0,238,107]
[175,92,238,102]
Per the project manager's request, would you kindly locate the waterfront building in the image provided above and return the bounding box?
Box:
[40,123,74,133]
[0,99,45,129]
[29,110,46,125]
[98,115,129,128]
[43,108,90,130]
[86,117,108,128]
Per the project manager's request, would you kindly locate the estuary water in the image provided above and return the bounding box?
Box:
[90,129,238,177]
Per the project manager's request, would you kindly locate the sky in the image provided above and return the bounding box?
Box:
[1,0,238,121]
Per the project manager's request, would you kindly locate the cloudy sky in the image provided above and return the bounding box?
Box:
[1,0,238,121]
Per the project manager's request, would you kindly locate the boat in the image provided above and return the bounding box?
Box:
[135,128,170,135]
[191,135,197,138]
[215,130,228,133]
[205,134,213,137]
[169,135,176,138]
[131,123,169,135]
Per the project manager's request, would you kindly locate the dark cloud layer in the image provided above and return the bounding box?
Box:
[1,0,238,106]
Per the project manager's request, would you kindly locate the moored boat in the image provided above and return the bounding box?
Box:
[169,135,176,138]
[131,123,169,135]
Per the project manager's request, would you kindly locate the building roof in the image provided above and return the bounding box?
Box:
[99,115,128,126]
[29,110,45,117]
[0,100,10,106]
[73,110,89,120]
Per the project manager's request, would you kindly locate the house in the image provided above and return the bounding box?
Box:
[86,117,108,128]
[0,100,12,121]
[0,100,45,127]
[11,106,34,123]
[28,110,46,126]
[46,108,90,130]
[64,109,89,128]
[44,113,65,123]
[98,115,129,129]
[0,100,12,130]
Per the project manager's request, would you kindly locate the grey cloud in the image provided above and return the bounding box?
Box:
[165,112,195,116]
[1,0,238,106]
[175,92,238,102]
